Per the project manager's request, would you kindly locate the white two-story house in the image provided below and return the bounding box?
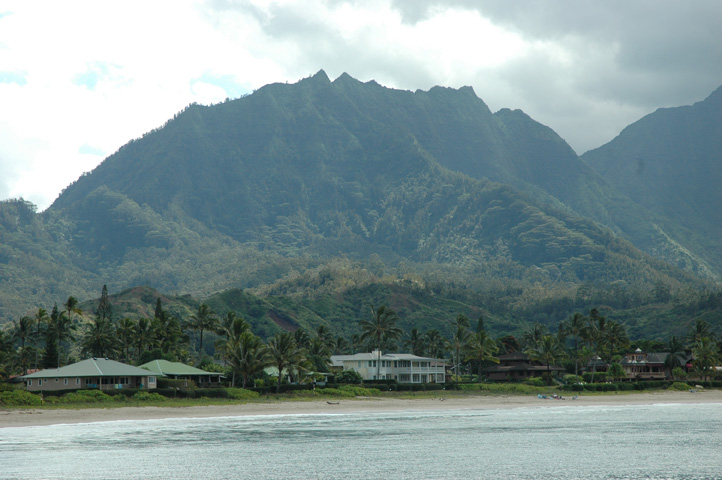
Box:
[331,351,446,383]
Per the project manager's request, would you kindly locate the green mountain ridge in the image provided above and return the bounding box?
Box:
[1,72,719,339]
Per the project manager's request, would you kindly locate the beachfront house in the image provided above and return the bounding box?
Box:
[481,352,565,381]
[22,358,157,392]
[331,351,446,383]
[620,349,670,380]
[139,359,223,387]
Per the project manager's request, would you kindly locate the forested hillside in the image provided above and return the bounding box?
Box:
[0,72,719,342]
[583,85,722,278]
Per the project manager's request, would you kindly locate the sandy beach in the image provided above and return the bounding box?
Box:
[2,389,720,428]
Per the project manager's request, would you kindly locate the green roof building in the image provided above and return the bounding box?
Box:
[22,358,157,392]
[139,359,223,387]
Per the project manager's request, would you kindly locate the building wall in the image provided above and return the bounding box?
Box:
[26,376,156,392]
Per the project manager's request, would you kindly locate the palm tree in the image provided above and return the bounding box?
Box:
[32,308,49,370]
[229,332,269,388]
[306,336,332,373]
[559,312,586,377]
[691,337,720,381]
[33,308,49,336]
[521,323,548,349]
[135,318,152,362]
[404,328,426,356]
[687,319,714,345]
[464,330,499,382]
[577,346,596,382]
[602,321,629,362]
[63,296,82,326]
[267,331,305,393]
[12,316,35,351]
[525,335,566,386]
[424,329,446,359]
[186,303,218,358]
[215,313,250,366]
[53,312,77,368]
[116,317,136,363]
[448,315,470,381]
[81,317,117,358]
[664,336,687,376]
[359,305,402,380]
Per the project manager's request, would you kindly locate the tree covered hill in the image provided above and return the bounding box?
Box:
[582,85,722,278]
[0,72,717,337]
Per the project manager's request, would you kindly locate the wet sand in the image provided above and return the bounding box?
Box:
[2,389,720,428]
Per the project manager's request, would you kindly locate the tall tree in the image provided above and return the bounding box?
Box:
[306,336,332,373]
[664,336,687,373]
[404,328,426,356]
[96,284,113,323]
[691,337,720,381]
[424,329,446,359]
[116,317,137,363]
[186,303,218,358]
[448,315,470,380]
[229,332,269,388]
[42,305,60,369]
[464,330,499,382]
[63,296,82,326]
[559,312,586,377]
[602,321,629,362]
[359,305,402,381]
[525,335,566,385]
[215,313,251,366]
[53,312,77,368]
[134,318,152,362]
[267,331,305,393]
[12,316,35,351]
[81,317,117,358]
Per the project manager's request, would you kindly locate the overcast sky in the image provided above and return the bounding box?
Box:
[1,0,720,211]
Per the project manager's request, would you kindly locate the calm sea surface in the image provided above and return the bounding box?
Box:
[2,403,721,479]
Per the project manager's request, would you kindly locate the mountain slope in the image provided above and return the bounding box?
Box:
[582,85,722,277]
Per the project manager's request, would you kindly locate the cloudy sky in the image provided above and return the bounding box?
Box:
[1,0,720,211]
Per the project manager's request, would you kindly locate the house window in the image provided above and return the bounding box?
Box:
[357,361,361,368]
[28,379,33,386]
[64,378,68,385]
[149,376,156,384]
[38,379,42,386]
[55,378,59,383]
[76,378,80,385]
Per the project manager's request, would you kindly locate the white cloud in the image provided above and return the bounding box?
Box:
[0,0,720,210]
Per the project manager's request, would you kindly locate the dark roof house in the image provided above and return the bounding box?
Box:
[481,352,564,381]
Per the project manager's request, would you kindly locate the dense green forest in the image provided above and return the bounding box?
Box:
[2,283,720,388]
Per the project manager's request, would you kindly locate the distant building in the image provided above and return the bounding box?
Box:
[331,351,446,383]
[22,358,157,392]
[620,349,670,380]
[481,352,565,381]
[139,359,223,387]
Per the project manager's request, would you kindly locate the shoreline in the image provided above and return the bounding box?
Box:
[2,389,721,428]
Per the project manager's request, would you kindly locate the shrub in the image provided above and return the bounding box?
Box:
[525,377,545,387]
[157,378,196,390]
[563,375,583,384]
[0,390,42,406]
[333,370,363,384]
[669,382,691,391]
[224,388,260,400]
[132,391,167,402]
[61,390,114,403]
[319,388,356,397]
[338,385,381,396]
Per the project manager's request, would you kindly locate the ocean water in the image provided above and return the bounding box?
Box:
[1,403,721,479]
